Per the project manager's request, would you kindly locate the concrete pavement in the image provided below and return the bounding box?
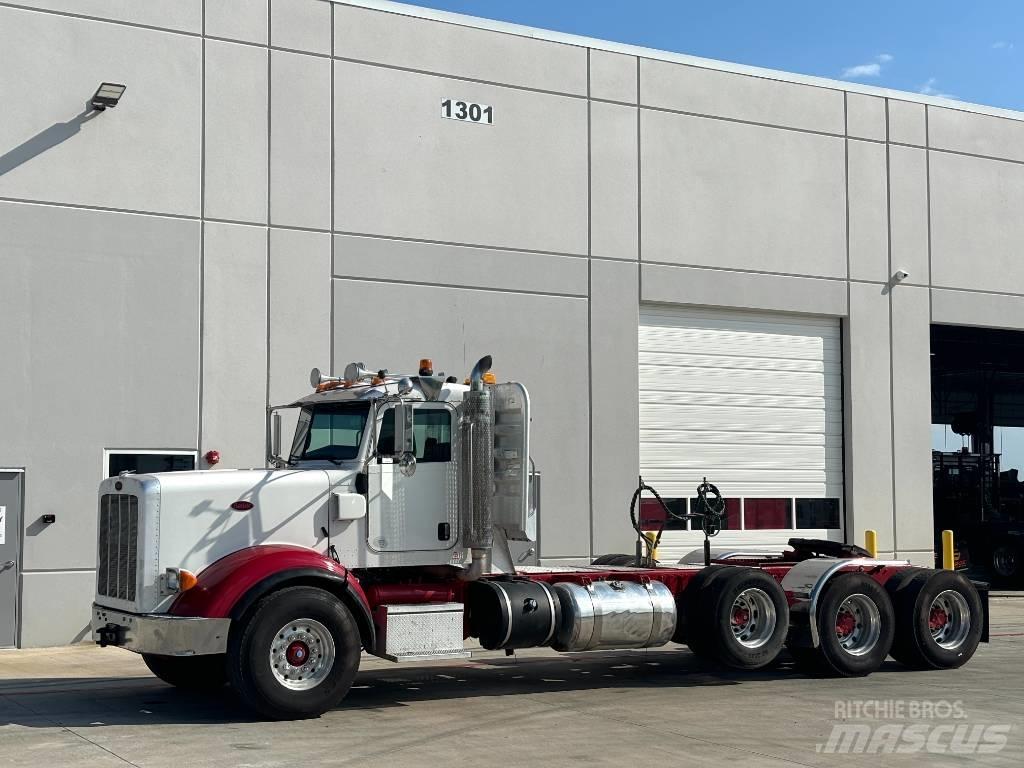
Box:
[1,598,1023,768]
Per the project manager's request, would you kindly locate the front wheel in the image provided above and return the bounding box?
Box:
[142,653,227,691]
[228,586,361,720]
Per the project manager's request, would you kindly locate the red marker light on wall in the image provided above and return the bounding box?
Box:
[204,450,221,466]
[231,500,254,511]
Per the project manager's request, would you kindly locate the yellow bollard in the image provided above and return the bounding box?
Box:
[942,530,955,570]
[864,529,878,558]
[643,531,659,562]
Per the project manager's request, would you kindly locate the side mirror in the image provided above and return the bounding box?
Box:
[272,412,282,459]
[392,402,415,456]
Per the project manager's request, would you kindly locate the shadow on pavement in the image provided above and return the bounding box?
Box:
[0,648,913,728]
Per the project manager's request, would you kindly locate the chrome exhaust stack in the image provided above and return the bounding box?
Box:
[460,355,494,581]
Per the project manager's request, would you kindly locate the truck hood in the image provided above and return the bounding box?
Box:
[101,467,358,610]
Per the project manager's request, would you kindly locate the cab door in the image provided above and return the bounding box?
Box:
[367,403,457,552]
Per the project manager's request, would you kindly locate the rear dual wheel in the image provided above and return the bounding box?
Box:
[887,569,983,669]
[682,566,789,670]
[789,573,895,677]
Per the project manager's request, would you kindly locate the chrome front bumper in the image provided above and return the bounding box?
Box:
[91,603,230,656]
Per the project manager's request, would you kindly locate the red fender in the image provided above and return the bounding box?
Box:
[170,544,374,648]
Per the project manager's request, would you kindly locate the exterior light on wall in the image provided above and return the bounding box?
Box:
[204,450,221,466]
[90,82,127,111]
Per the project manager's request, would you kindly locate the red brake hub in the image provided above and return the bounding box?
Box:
[836,611,857,638]
[929,608,949,631]
[285,640,310,667]
[731,608,751,628]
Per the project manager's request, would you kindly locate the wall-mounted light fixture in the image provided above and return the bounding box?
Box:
[90,82,127,111]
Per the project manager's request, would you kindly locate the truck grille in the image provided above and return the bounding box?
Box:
[97,494,139,602]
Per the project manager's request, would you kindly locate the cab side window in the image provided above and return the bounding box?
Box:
[378,407,452,462]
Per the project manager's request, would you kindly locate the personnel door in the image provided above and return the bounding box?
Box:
[0,471,23,648]
[368,404,457,552]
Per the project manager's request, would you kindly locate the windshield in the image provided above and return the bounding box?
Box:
[290,403,370,463]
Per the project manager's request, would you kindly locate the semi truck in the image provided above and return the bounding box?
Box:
[92,356,988,719]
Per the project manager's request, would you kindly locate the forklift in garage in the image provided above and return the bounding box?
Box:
[932,325,1024,586]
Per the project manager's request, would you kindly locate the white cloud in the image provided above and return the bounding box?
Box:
[919,78,957,99]
[841,53,893,79]
[842,62,881,78]
[992,41,1014,50]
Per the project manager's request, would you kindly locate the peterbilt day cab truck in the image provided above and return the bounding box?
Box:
[92,357,989,719]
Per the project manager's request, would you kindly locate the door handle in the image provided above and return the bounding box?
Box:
[0,561,14,572]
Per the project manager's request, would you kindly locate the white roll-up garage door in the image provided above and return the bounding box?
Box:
[639,305,844,556]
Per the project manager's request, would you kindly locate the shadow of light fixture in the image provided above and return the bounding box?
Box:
[90,82,127,111]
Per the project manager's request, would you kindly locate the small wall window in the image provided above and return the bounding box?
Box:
[105,451,196,478]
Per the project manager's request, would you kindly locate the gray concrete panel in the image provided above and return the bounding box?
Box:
[888,99,926,147]
[333,3,587,95]
[0,7,201,216]
[270,50,331,230]
[591,261,640,556]
[334,61,588,254]
[0,202,200,572]
[204,40,268,224]
[19,571,97,647]
[932,288,1024,331]
[929,106,1024,162]
[640,264,848,316]
[888,145,929,286]
[271,0,332,54]
[201,223,268,470]
[844,283,895,553]
[930,151,1024,294]
[890,285,933,553]
[270,229,331,405]
[845,92,886,142]
[640,110,846,277]
[332,235,588,296]
[205,0,268,44]
[332,280,591,559]
[590,49,637,104]
[847,139,889,282]
[640,58,845,134]
[590,101,638,261]
[8,0,202,32]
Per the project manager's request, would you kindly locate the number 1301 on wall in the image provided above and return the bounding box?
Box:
[441,99,494,125]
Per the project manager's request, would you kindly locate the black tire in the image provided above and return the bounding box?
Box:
[790,573,895,677]
[675,565,733,651]
[888,570,983,669]
[228,586,361,720]
[991,542,1024,587]
[142,653,227,691]
[690,568,789,670]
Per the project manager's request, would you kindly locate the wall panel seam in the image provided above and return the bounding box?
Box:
[332,275,588,299]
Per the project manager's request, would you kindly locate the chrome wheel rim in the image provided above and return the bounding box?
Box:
[729,588,777,649]
[993,546,1017,577]
[928,589,972,650]
[834,594,881,656]
[269,618,335,691]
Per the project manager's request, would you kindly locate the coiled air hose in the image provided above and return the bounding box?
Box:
[629,475,725,566]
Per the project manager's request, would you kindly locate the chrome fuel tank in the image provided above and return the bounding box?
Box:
[552,580,676,652]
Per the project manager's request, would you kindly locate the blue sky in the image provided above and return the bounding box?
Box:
[403,1,1023,111]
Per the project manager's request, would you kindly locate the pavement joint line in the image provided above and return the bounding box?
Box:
[1,689,143,768]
